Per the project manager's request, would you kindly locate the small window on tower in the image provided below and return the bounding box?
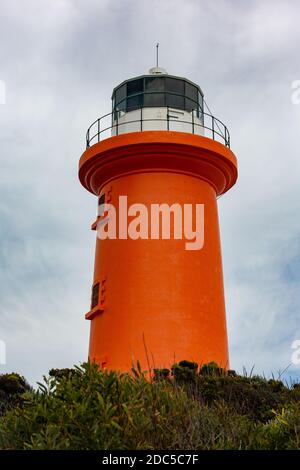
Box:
[98,194,105,216]
[91,282,100,310]
[98,194,105,206]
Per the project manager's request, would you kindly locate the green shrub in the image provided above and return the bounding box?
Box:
[0,373,31,417]
[0,362,300,450]
[250,405,300,449]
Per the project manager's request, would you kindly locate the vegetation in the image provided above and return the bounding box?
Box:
[0,373,31,418]
[1,361,300,449]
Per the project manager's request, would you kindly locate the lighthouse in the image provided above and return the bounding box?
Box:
[78,66,237,371]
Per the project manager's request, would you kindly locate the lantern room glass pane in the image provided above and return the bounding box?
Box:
[144,92,165,107]
[115,84,126,106]
[166,93,184,109]
[198,91,203,110]
[185,98,196,113]
[127,94,143,111]
[145,77,165,92]
[185,82,198,105]
[127,78,144,96]
[165,77,184,94]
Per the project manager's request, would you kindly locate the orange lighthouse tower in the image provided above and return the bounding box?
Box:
[79,66,237,371]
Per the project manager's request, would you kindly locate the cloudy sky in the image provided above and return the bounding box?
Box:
[0,0,300,385]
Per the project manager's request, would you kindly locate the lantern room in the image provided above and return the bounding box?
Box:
[111,67,204,136]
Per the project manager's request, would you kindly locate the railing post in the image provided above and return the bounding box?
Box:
[140,107,143,132]
[192,109,195,134]
[212,116,215,141]
[98,119,100,142]
[167,106,169,131]
[116,111,119,136]
[86,129,89,148]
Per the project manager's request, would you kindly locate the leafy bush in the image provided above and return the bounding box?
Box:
[0,373,31,417]
[0,362,300,450]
